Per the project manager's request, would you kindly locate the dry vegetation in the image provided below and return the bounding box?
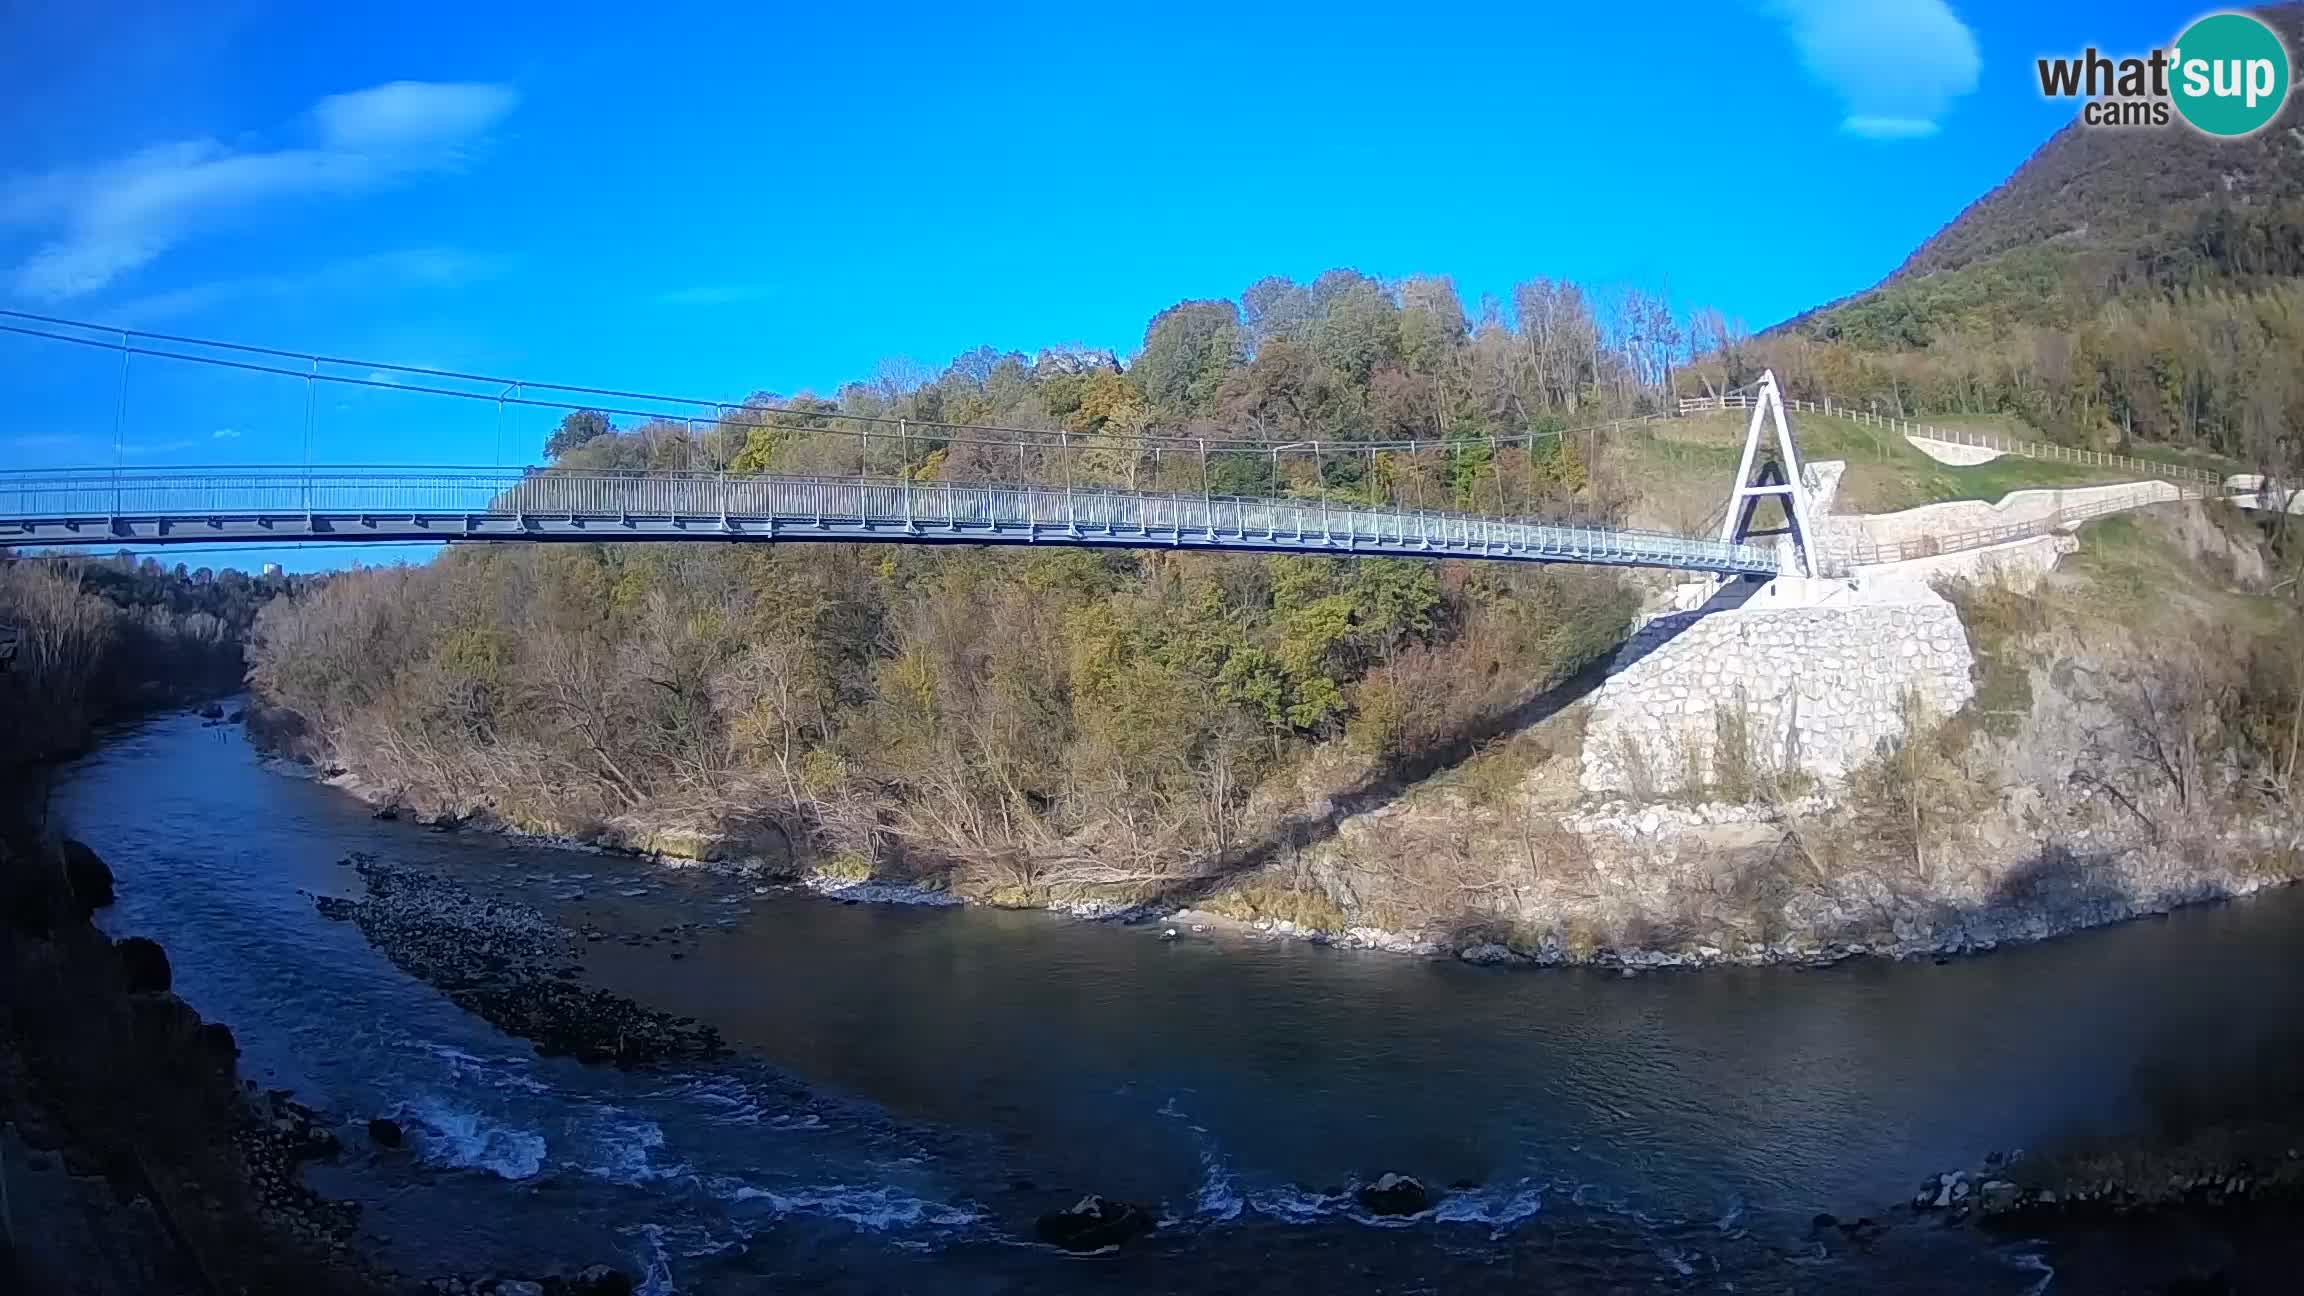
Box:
[249,539,1635,905]
[0,555,262,769]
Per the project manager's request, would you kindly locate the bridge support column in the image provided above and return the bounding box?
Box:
[1716,369,1823,578]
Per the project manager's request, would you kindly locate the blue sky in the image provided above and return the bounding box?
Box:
[0,0,2197,569]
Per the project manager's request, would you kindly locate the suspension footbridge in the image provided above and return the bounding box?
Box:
[0,311,2248,577]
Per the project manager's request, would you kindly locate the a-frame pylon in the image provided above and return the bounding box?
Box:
[1716,369,1822,578]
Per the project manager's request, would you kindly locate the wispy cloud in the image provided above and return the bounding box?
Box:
[0,81,517,302]
[3,433,86,451]
[211,427,241,439]
[657,283,774,307]
[121,438,198,456]
[1765,1,1979,139]
[311,82,518,152]
[105,247,501,325]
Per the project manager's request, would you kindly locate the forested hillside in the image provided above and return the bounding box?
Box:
[251,266,1678,888]
[246,60,2304,927]
[1,553,280,767]
[1743,4,2304,470]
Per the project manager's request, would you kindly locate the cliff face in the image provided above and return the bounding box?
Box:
[0,826,390,1295]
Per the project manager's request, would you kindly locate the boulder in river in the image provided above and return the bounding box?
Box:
[197,702,224,720]
[1355,1172,1431,1216]
[61,837,115,909]
[568,1267,636,1296]
[117,935,173,993]
[1034,1193,1155,1251]
[368,1117,406,1149]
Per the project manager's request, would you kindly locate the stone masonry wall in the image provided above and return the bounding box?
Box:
[1847,533,2076,594]
[1579,592,1976,795]
[1847,481,2182,548]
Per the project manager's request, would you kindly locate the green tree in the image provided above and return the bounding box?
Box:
[545,409,613,459]
[1135,300,1242,412]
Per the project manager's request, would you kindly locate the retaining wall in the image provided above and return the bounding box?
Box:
[1579,588,1976,795]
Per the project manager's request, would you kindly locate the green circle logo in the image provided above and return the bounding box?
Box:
[2170,12,2290,136]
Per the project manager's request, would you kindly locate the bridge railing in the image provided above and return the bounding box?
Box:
[0,466,1780,574]
[1821,482,2205,570]
[1676,394,2225,487]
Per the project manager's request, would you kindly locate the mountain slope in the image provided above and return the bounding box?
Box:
[1785,4,2304,344]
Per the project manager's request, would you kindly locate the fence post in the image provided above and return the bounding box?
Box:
[1199,437,1210,535]
[110,332,134,522]
[901,417,913,531]
[1063,430,1075,533]
[1314,440,1329,542]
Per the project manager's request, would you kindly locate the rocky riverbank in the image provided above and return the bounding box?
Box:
[0,826,399,1295]
[314,853,728,1066]
[258,686,2304,981]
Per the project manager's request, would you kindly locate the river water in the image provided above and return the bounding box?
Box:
[57,707,2304,1293]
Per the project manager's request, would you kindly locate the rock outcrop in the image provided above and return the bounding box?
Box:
[1356,1172,1432,1215]
[117,935,173,993]
[1034,1194,1155,1251]
[61,837,115,910]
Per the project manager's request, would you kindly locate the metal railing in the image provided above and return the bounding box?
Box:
[0,466,1781,575]
[1824,482,2203,569]
[0,308,2244,578]
[1677,394,2224,486]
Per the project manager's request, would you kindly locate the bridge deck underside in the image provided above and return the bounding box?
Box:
[0,470,1778,575]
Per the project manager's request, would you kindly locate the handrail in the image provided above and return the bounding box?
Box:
[1676,394,2223,486]
[1825,482,2202,570]
[0,466,1781,575]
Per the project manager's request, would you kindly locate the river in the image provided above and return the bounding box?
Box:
[56,706,2304,1293]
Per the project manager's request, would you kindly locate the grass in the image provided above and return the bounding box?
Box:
[2060,509,2291,636]
[1200,879,1350,932]
[2119,442,2249,479]
[1938,580,2039,741]
[1605,412,2156,527]
[814,850,875,882]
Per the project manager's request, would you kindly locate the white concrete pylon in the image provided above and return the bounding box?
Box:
[1716,369,1822,578]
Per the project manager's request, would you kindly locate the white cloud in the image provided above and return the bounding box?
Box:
[0,81,517,302]
[211,427,241,439]
[121,438,198,456]
[3,433,85,451]
[312,82,519,152]
[1844,116,1942,140]
[1765,1,1979,140]
[105,247,501,325]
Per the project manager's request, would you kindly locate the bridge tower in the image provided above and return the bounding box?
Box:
[1716,369,1823,579]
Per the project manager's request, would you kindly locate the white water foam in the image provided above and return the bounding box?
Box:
[421,1043,553,1095]
[1194,1145,1245,1222]
[1241,1178,1548,1231]
[719,1179,983,1232]
[1432,1183,1547,1230]
[2009,1251,2056,1296]
[631,1224,679,1296]
[567,1110,690,1186]
[1153,1095,1243,1223]
[648,1075,772,1125]
[401,1097,548,1180]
